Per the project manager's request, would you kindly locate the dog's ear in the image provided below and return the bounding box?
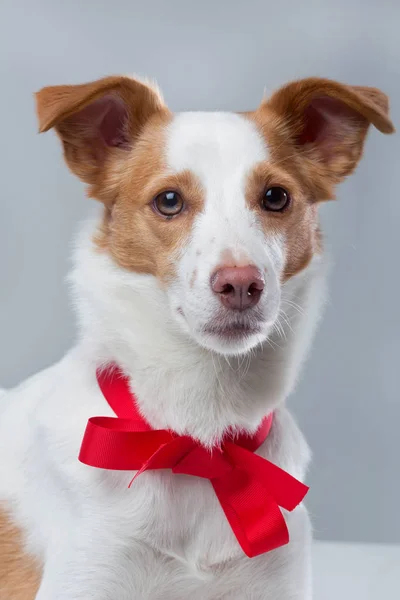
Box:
[35,76,166,189]
[263,77,394,188]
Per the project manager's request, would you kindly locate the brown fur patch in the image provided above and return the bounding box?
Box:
[36,76,166,193]
[94,116,205,282]
[245,77,394,280]
[0,507,41,600]
[36,76,206,283]
[245,161,319,281]
[250,78,394,197]
[247,105,335,201]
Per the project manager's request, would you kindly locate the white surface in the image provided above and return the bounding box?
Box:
[313,541,400,599]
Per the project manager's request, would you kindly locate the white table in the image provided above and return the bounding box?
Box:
[313,541,400,599]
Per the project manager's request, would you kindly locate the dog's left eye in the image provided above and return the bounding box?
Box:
[261,187,290,212]
[153,191,184,217]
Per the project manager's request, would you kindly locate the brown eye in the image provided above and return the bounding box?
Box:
[153,191,184,217]
[262,187,290,212]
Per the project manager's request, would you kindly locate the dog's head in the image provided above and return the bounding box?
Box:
[36,75,393,356]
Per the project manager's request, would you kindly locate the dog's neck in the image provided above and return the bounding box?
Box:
[72,220,326,445]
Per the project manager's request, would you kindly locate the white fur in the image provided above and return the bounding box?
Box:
[167,112,283,356]
[0,111,327,599]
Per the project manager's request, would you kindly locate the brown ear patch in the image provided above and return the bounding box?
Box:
[266,78,394,137]
[244,77,393,282]
[36,75,164,136]
[36,76,205,282]
[250,77,394,200]
[35,76,168,199]
[0,507,41,600]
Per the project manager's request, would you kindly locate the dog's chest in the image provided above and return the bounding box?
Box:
[89,459,247,565]
[39,367,308,567]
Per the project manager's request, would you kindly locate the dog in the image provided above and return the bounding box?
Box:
[0,74,393,599]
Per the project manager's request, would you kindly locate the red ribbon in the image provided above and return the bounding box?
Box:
[79,366,309,557]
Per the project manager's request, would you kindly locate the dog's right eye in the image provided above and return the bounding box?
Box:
[153,191,184,218]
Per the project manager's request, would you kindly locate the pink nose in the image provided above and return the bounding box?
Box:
[211,265,265,310]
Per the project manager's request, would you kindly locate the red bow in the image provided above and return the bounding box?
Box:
[79,366,308,557]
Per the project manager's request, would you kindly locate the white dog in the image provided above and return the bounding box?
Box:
[0,75,393,599]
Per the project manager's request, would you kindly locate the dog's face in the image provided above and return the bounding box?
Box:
[36,76,393,355]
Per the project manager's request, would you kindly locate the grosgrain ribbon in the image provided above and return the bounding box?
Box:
[79,366,309,558]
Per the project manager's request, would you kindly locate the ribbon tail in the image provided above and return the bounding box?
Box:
[211,445,309,557]
[212,469,289,558]
[128,463,149,488]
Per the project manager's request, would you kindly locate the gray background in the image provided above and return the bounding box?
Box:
[1,0,399,544]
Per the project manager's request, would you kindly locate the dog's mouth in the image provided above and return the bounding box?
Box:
[202,310,268,343]
[175,303,276,354]
[203,322,262,341]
